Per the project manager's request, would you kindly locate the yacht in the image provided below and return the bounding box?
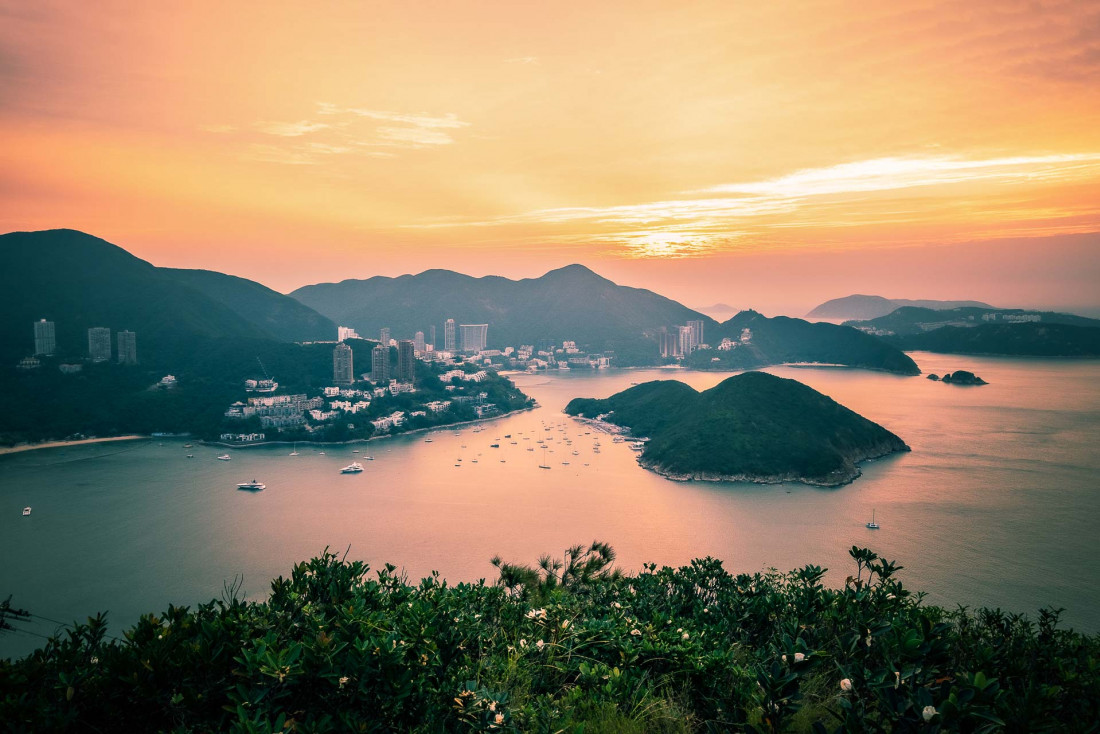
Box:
[424,438,433,443]
[319,451,326,455]
[183,443,193,448]
[217,454,231,461]
[237,479,265,491]
[186,454,194,458]
[352,449,360,453]
[866,510,880,530]
[290,442,299,456]
[22,506,32,516]
[341,462,364,474]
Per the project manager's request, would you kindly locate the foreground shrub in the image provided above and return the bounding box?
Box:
[1,544,1097,732]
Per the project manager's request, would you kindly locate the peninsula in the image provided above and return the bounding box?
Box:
[565,372,909,486]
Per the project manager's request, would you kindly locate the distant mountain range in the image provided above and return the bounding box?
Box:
[807,295,996,321]
[1,229,920,374]
[0,229,335,365]
[565,371,909,486]
[889,322,1100,357]
[291,265,718,363]
[844,306,1100,337]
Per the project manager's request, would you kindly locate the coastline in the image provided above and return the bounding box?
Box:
[638,442,910,488]
[200,405,537,450]
[0,435,150,457]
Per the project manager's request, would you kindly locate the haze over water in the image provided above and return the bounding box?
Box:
[2,352,1099,659]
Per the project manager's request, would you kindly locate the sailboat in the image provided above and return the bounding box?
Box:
[538,447,551,470]
[289,442,299,456]
[866,510,880,529]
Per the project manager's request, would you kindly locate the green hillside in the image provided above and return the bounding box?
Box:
[290,264,717,362]
[692,311,921,375]
[566,371,908,486]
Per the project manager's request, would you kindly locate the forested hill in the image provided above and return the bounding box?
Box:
[565,371,909,486]
[290,264,717,359]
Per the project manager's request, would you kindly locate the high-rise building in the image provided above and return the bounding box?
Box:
[428,325,436,349]
[687,320,704,349]
[371,344,389,382]
[656,327,678,358]
[379,327,390,346]
[333,343,354,385]
[444,319,456,352]
[677,324,694,357]
[397,339,416,383]
[338,326,360,341]
[459,323,488,353]
[117,330,137,365]
[33,319,56,356]
[413,330,426,354]
[88,327,111,362]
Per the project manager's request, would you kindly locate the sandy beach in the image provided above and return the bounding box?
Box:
[0,435,149,456]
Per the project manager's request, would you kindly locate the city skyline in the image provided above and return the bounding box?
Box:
[1,2,1098,315]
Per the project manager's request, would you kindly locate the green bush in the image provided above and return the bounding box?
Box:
[2,544,1097,732]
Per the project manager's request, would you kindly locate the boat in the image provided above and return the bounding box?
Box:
[340,462,364,474]
[237,479,265,491]
[290,442,299,456]
[22,506,31,516]
[217,454,231,461]
[866,510,880,530]
[365,456,374,461]
[352,449,359,453]
[490,444,500,448]
[186,454,194,458]
[425,439,433,443]
[319,451,326,455]
[538,447,551,469]
[183,443,193,448]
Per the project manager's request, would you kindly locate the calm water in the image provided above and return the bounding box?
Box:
[3,353,1099,659]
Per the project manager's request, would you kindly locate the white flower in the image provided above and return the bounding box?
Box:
[519,639,527,647]
[489,701,496,712]
[90,656,99,665]
[338,676,349,688]
[922,705,937,722]
[630,628,642,636]
[794,652,805,663]
[561,620,570,629]
[840,678,853,692]
[865,635,872,648]
[782,654,788,662]
[894,671,900,689]
[494,713,504,725]
[682,632,690,640]
[536,639,545,650]
[611,601,622,609]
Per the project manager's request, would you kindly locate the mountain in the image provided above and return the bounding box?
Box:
[687,310,921,374]
[807,295,996,321]
[845,306,1100,337]
[565,371,908,486]
[162,268,335,343]
[892,322,1100,357]
[291,264,717,362]
[0,229,335,364]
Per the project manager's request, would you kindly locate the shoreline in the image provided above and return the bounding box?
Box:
[201,405,538,450]
[0,435,150,457]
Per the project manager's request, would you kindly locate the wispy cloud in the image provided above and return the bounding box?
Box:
[204,104,471,164]
[405,153,1100,257]
[255,120,331,137]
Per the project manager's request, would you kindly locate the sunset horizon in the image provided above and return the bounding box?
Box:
[3,1,1099,313]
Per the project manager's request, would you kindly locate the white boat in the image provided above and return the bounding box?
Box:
[237,479,265,491]
[289,442,299,456]
[866,510,880,530]
[340,462,364,474]
[319,451,326,455]
[186,454,194,458]
[22,506,31,516]
[352,449,359,453]
[217,454,231,461]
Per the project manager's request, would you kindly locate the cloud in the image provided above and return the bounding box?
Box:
[405,152,1100,257]
[255,120,331,137]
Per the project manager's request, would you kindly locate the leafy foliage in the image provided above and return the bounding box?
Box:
[2,545,1096,732]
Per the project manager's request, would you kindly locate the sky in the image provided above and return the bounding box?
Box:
[2,0,1099,315]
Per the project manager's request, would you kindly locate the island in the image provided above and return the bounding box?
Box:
[939,370,987,385]
[565,371,909,487]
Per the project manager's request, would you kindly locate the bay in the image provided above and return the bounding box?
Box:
[2,352,1099,659]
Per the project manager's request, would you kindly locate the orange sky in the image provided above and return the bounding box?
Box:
[2,0,1099,314]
